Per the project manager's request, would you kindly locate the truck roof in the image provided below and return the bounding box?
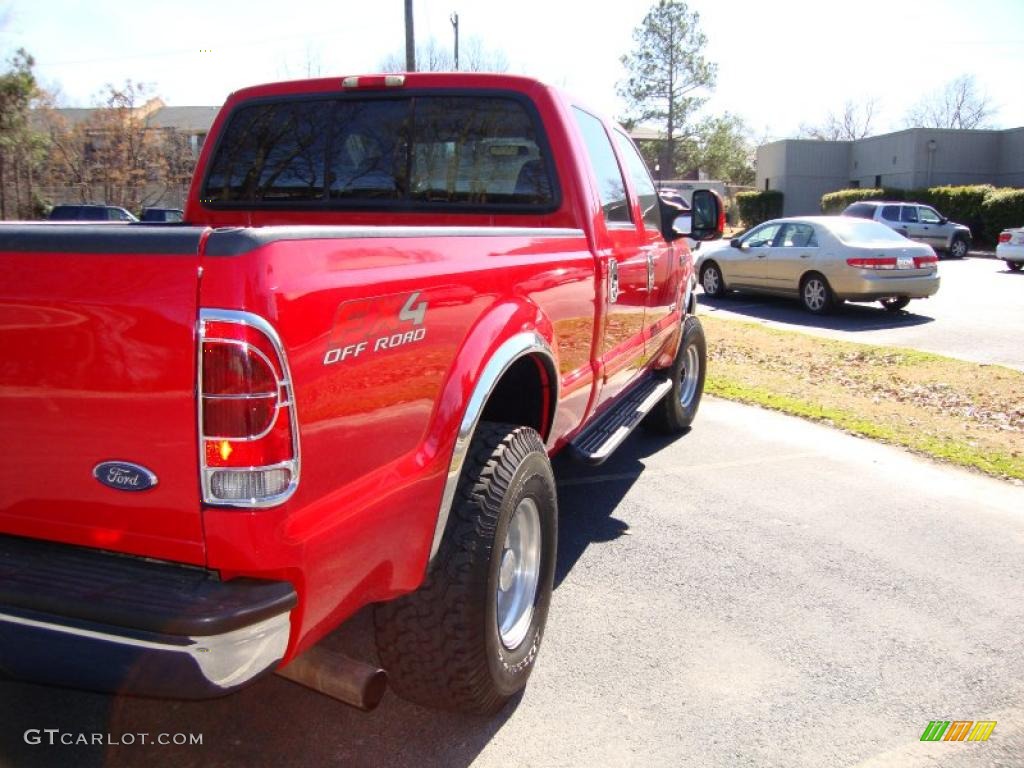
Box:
[227,72,557,104]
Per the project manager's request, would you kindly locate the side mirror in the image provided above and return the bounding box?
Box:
[672,214,693,237]
[659,189,725,243]
[659,197,688,242]
[730,238,740,248]
[689,189,725,242]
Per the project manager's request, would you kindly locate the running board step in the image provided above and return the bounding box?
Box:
[570,376,672,465]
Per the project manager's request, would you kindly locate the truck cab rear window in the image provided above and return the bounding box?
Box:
[202,95,556,211]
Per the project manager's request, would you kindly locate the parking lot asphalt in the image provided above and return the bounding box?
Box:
[2,398,1022,768]
[695,253,1024,371]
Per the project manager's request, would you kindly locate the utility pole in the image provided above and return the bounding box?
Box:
[450,12,459,71]
[404,0,416,72]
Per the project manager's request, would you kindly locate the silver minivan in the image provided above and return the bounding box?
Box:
[842,201,972,258]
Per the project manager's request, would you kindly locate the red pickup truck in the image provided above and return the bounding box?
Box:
[0,73,721,714]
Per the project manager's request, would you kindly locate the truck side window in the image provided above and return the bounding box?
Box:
[612,130,661,232]
[572,107,631,226]
[204,101,328,202]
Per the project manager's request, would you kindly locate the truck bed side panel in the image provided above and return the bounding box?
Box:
[196,226,595,653]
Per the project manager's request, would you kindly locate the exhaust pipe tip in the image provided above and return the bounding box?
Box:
[277,646,388,711]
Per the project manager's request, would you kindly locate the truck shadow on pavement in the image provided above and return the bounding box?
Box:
[698,293,935,332]
[552,428,680,588]
[0,429,683,768]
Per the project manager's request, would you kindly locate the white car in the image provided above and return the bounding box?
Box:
[996,228,1024,271]
[695,216,940,314]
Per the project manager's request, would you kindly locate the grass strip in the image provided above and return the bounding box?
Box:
[700,315,1024,482]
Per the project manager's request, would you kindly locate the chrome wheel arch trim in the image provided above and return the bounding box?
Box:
[429,332,559,565]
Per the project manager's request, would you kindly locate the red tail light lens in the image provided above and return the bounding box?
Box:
[198,311,299,507]
[999,232,1012,243]
[201,342,278,437]
[846,257,897,270]
[913,255,938,267]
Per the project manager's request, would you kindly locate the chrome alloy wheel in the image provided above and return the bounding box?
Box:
[496,497,542,649]
[803,278,827,312]
[679,341,701,409]
[702,266,720,295]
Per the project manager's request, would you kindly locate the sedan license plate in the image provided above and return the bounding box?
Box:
[896,255,914,269]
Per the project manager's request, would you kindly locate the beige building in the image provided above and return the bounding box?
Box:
[757,127,1024,216]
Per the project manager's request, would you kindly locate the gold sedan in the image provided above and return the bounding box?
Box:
[695,216,940,314]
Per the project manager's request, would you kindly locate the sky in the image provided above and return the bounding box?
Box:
[3,0,1023,142]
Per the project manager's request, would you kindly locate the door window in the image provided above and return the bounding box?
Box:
[900,206,918,223]
[743,223,782,247]
[918,207,942,224]
[612,130,661,232]
[777,223,817,247]
[572,108,631,226]
[881,205,900,222]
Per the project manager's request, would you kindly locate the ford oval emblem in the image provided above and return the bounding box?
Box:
[93,461,158,492]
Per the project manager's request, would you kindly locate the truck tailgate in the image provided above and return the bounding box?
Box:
[0,225,209,565]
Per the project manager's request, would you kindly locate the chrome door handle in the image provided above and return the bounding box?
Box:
[608,258,620,303]
[800,253,810,258]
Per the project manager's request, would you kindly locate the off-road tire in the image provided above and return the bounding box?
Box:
[645,315,707,434]
[374,423,557,715]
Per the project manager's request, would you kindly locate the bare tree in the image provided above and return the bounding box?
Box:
[39,81,195,210]
[379,37,508,73]
[798,99,877,141]
[461,38,508,73]
[277,44,324,80]
[904,75,995,129]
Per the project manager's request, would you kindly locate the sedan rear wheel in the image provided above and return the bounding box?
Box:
[800,273,834,315]
[1006,260,1023,272]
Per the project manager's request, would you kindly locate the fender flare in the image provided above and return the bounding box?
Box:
[428,326,559,564]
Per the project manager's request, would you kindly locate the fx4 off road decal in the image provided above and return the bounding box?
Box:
[324,291,428,365]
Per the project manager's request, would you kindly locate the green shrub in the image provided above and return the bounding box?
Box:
[820,188,904,214]
[820,184,1024,245]
[736,190,783,227]
[981,189,1024,243]
[916,185,995,240]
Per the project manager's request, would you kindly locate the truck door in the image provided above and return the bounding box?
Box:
[612,130,679,365]
[572,107,648,404]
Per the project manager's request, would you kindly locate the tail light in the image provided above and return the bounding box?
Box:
[847,255,938,270]
[198,310,299,507]
[999,232,1012,243]
[847,257,897,270]
[341,75,405,89]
